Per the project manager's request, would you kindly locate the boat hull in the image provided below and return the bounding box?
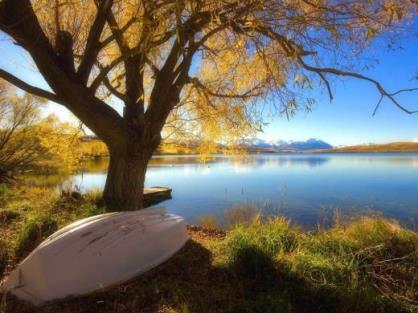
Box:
[1,208,188,306]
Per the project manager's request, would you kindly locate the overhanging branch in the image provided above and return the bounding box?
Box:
[297,56,418,115]
[0,69,63,104]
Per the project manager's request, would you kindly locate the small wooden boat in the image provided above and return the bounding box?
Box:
[1,207,188,306]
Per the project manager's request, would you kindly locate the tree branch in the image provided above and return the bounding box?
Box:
[103,76,126,102]
[0,0,128,149]
[188,77,263,99]
[0,69,63,104]
[297,56,418,115]
[99,16,137,50]
[89,55,126,93]
[77,0,114,84]
[106,9,130,54]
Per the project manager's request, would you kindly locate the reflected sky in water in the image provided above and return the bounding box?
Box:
[71,154,418,228]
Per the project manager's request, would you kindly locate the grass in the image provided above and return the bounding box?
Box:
[0,185,106,266]
[0,186,417,313]
[223,216,418,312]
[14,213,58,260]
[198,215,219,231]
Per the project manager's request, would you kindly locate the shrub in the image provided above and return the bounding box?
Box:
[15,213,58,260]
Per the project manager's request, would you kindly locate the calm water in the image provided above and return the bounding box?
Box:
[69,154,418,228]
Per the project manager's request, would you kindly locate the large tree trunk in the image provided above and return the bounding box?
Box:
[102,151,150,211]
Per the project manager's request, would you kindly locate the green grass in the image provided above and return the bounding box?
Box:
[0,185,107,264]
[0,186,417,313]
[225,216,296,264]
[15,213,58,260]
[224,216,418,312]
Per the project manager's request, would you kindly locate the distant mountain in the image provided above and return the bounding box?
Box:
[241,139,287,149]
[287,138,333,151]
[241,138,333,152]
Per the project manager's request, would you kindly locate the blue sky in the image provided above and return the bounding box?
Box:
[260,33,418,146]
[0,27,417,147]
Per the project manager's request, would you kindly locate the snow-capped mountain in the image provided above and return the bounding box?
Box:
[241,139,287,149]
[242,138,333,151]
[286,138,333,150]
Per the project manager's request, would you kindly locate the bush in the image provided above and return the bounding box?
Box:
[15,213,58,260]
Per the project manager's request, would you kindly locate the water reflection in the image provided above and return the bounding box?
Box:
[68,153,418,228]
[78,153,418,173]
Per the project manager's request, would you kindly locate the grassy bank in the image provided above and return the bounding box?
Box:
[324,142,418,153]
[0,186,417,313]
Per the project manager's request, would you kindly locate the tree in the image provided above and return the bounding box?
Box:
[0,81,80,182]
[0,0,416,210]
[0,82,39,182]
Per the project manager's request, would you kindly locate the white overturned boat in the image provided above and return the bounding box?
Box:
[1,207,188,306]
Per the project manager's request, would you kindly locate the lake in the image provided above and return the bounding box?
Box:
[68,153,418,228]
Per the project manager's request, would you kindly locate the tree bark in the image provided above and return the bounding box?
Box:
[102,151,150,211]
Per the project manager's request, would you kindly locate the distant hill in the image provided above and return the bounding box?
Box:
[79,136,334,156]
[325,142,418,153]
[241,138,333,152]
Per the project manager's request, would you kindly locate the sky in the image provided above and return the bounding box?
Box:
[0,27,417,147]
